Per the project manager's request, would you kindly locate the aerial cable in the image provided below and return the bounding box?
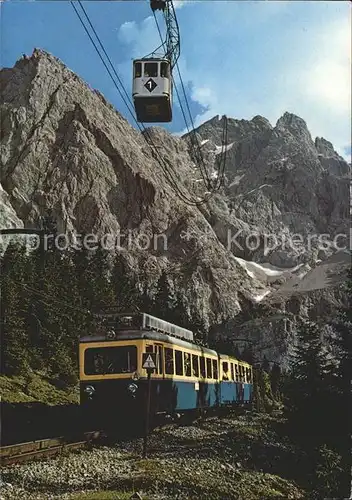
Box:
[12,278,93,318]
[152,10,212,188]
[70,1,195,204]
[152,10,209,187]
[71,1,139,129]
[71,2,211,206]
[213,115,228,190]
[152,8,228,194]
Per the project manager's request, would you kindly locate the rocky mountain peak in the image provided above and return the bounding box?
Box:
[250,115,272,131]
[0,49,350,364]
[315,137,339,158]
[275,112,313,144]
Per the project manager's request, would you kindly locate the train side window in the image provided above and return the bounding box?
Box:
[165,348,174,374]
[146,344,153,353]
[212,359,218,379]
[144,62,158,77]
[222,361,229,380]
[206,358,212,379]
[175,350,183,376]
[192,355,199,377]
[184,352,191,377]
[200,357,206,378]
[230,363,234,381]
[247,369,252,383]
[235,364,239,381]
[134,62,142,78]
[156,345,163,375]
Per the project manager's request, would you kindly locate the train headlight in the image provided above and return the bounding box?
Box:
[84,385,95,396]
[106,330,116,340]
[127,383,138,394]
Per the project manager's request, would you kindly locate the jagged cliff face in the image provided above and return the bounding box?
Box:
[1,49,350,363]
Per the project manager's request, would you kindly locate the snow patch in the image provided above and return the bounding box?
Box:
[252,290,271,302]
[229,174,245,187]
[200,139,209,146]
[234,256,305,283]
[214,142,234,155]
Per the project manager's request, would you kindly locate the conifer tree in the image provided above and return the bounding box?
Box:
[322,270,352,498]
[151,270,177,320]
[284,319,330,445]
[1,242,31,374]
[111,252,140,312]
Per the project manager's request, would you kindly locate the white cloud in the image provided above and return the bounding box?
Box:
[173,0,190,10]
[118,15,161,58]
[116,3,351,160]
[180,5,351,159]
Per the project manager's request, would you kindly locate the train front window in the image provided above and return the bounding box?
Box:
[84,346,137,375]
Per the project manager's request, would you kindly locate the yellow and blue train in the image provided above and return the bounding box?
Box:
[79,313,253,426]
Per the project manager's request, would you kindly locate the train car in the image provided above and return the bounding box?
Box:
[79,312,253,427]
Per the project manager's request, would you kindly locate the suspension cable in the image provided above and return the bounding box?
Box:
[71,1,212,206]
[153,8,227,193]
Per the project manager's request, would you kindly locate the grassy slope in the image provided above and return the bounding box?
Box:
[0,373,79,405]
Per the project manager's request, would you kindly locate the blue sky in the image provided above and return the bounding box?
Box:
[1,1,351,161]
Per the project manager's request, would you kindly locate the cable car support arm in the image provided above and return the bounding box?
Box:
[150,0,180,69]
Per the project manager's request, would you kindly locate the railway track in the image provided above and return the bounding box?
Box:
[1,431,103,466]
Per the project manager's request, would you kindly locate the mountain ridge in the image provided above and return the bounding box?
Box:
[1,48,350,364]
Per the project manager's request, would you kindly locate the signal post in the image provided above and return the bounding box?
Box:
[142,352,157,458]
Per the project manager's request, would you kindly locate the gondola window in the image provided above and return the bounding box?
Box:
[134,62,142,78]
[84,346,137,375]
[144,62,158,77]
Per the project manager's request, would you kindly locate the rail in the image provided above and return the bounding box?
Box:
[1,431,103,466]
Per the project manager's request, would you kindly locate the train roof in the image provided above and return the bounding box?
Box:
[80,330,251,366]
[80,330,217,355]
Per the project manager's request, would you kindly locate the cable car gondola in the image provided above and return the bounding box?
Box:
[133,0,180,123]
[132,58,172,122]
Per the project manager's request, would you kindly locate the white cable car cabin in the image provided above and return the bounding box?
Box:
[133,58,172,123]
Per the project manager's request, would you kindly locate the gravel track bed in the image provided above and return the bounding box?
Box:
[1,413,305,500]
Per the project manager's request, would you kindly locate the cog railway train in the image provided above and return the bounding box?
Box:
[79,313,253,426]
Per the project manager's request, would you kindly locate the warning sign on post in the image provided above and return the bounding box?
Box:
[142,352,157,371]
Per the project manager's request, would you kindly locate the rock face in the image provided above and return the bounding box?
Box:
[0,183,25,253]
[1,49,350,364]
